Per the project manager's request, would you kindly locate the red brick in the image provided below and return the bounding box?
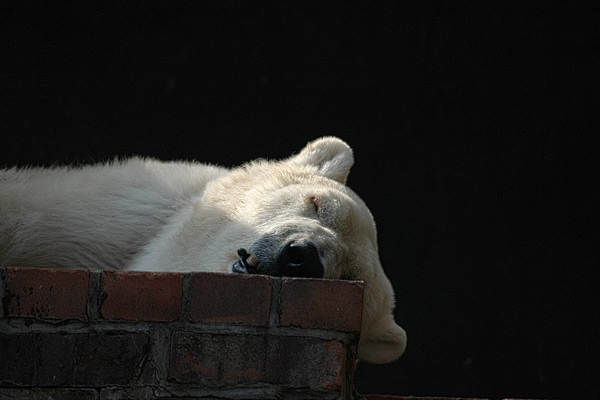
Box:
[168,332,345,390]
[0,332,148,387]
[100,270,182,322]
[188,272,271,326]
[279,277,363,332]
[3,267,89,319]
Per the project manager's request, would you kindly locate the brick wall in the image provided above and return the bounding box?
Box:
[0,267,363,400]
[0,267,549,400]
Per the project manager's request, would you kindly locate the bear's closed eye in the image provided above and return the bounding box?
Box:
[308,195,320,213]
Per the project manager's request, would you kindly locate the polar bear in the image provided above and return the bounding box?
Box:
[0,137,406,364]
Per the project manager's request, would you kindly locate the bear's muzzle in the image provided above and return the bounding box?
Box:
[233,242,324,278]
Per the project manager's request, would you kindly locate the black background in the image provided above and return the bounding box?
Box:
[2,4,599,399]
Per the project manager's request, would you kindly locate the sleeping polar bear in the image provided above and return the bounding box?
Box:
[0,137,406,364]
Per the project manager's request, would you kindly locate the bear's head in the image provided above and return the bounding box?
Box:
[202,137,407,364]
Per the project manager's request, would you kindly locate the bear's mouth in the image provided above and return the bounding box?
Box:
[232,248,265,274]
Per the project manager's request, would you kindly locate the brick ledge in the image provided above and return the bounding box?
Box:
[1,266,363,400]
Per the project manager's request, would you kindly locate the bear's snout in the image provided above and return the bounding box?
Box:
[275,241,323,278]
[233,241,324,278]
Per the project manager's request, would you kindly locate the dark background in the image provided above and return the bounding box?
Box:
[2,4,599,399]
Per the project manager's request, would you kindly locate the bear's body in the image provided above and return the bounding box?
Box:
[0,137,406,364]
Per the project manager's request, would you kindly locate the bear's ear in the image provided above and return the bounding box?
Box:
[290,136,354,184]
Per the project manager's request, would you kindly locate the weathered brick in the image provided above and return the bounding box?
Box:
[100,270,182,321]
[1,268,361,397]
[280,278,363,333]
[168,331,345,390]
[188,272,271,326]
[0,332,149,387]
[2,267,89,319]
[0,388,99,400]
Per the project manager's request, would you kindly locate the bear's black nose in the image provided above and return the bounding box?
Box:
[275,242,324,278]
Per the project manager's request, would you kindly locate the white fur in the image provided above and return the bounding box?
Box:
[0,137,406,364]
